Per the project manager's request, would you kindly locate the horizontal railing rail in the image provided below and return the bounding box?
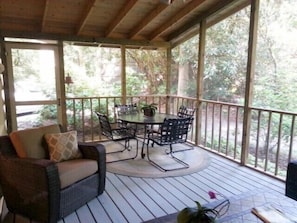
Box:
[198,100,297,180]
[65,95,297,180]
[65,95,169,142]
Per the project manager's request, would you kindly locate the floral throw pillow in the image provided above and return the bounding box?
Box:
[44,131,82,162]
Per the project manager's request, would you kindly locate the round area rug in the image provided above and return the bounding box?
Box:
[103,141,210,178]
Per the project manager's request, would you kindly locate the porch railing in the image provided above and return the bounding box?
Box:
[66,95,297,180]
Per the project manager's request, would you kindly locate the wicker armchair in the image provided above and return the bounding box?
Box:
[0,125,106,223]
[286,161,297,201]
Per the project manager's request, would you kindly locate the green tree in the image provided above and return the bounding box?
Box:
[204,8,250,103]
[126,49,167,95]
[171,36,198,97]
[63,44,121,97]
[251,0,297,156]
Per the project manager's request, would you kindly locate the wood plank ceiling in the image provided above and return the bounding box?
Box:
[0,0,249,47]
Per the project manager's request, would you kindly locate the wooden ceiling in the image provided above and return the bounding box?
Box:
[0,0,249,47]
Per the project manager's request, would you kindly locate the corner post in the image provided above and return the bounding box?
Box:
[241,0,259,165]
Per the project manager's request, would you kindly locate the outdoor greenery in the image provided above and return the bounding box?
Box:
[171,36,198,97]
[126,49,167,95]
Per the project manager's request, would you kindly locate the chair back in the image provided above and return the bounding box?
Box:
[177,105,196,118]
[177,105,196,132]
[96,112,113,139]
[159,117,193,145]
[114,104,139,128]
[115,104,138,116]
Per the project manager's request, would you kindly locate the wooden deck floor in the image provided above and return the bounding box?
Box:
[1,150,287,223]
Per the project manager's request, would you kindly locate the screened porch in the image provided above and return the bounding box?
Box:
[0,0,297,222]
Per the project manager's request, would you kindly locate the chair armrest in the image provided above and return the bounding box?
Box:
[0,155,60,222]
[78,143,106,194]
[78,142,106,162]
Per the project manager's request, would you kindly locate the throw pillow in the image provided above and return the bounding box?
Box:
[44,131,82,162]
[10,124,61,159]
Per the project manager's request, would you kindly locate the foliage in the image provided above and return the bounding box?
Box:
[177,201,217,223]
[63,44,122,97]
[39,105,57,119]
[248,0,297,158]
[126,49,167,95]
[140,103,158,116]
[12,49,39,82]
[171,36,198,97]
[203,9,249,103]
[64,45,167,97]
[254,0,297,112]
[177,191,229,223]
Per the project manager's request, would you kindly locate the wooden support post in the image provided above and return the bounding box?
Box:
[0,37,13,133]
[166,48,171,114]
[196,20,206,145]
[57,41,67,129]
[241,0,259,165]
[121,45,126,104]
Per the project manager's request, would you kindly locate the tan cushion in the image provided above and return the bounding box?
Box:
[44,131,82,162]
[10,124,61,159]
[56,159,98,189]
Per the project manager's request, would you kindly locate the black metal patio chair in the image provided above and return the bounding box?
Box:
[146,117,193,172]
[114,103,146,135]
[96,112,138,162]
[170,105,197,153]
[177,105,196,124]
[149,105,197,136]
[115,103,138,127]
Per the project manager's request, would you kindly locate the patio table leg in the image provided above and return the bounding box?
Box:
[141,125,148,158]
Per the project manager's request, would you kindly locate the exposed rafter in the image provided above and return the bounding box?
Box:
[0,0,247,47]
[168,0,249,43]
[76,0,97,35]
[41,0,50,32]
[149,0,207,40]
[105,0,138,37]
[129,3,169,39]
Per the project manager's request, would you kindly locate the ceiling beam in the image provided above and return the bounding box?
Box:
[129,3,169,39]
[149,0,207,40]
[76,0,97,35]
[0,30,170,48]
[207,0,251,27]
[105,0,138,37]
[168,0,249,43]
[41,0,50,32]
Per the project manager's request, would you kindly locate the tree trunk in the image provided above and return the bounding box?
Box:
[177,63,190,97]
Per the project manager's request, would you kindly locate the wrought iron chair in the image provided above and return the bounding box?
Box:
[149,105,197,136]
[96,112,138,162]
[171,105,197,153]
[114,104,145,135]
[114,104,139,128]
[146,117,193,172]
[177,105,196,121]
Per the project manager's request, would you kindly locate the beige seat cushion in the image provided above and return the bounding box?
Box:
[44,131,82,162]
[10,124,61,159]
[56,159,98,189]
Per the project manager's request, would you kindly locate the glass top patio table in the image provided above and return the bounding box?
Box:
[118,113,178,125]
[118,113,179,158]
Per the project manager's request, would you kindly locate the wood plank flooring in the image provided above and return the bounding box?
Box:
[1,149,287,223]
